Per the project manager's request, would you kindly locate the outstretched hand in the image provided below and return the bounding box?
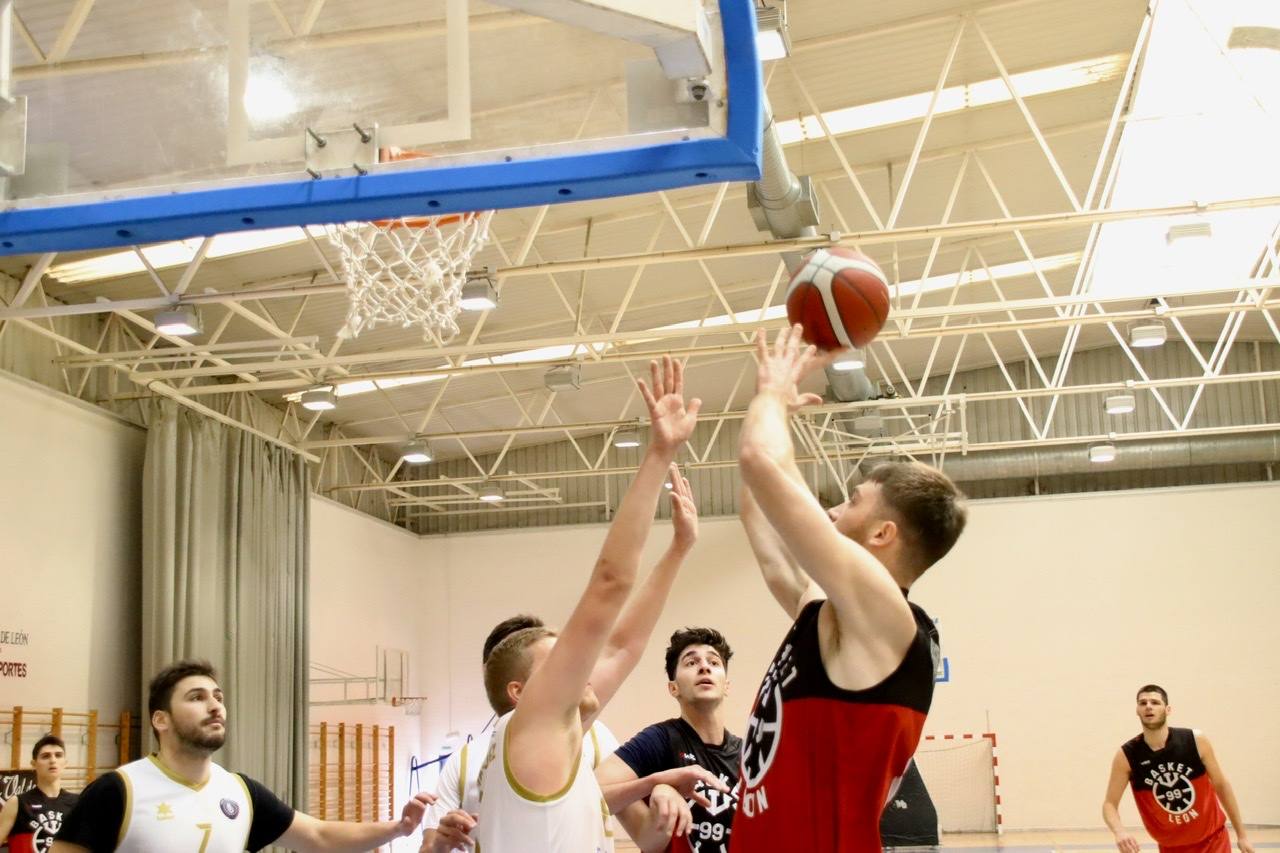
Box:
[667,464,698,552]
[397,792,436,837]
[753,325,842,412]
[637,355,702,453]
[652,764,730,809]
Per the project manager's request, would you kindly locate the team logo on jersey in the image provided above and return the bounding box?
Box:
[741,642,796,788]
[156,802,175,821]
[1144,764,1196,815]
[29,809,65,852]
[220,798,240,819]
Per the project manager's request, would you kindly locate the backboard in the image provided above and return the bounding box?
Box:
[0,0,761,255]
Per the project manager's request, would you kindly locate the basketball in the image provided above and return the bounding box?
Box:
[785,247,891,350]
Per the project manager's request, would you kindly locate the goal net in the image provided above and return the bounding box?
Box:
[913,734,1000,833]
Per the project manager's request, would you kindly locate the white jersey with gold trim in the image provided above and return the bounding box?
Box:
[115,756,253,853]
[474,712,613,853]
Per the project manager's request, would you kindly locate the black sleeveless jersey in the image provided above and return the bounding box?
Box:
[9,787,79,853]
[731,597,939,852]
[1121,727,1225,847]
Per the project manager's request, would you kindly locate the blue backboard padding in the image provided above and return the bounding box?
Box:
[0,0,763,256]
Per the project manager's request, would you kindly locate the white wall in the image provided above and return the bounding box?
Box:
[0,372,145,739]
[390,482,1280,832]
[309,496,450,850]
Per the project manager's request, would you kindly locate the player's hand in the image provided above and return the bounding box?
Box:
[1237,836,1254,853]
[637,355,702,454]
[1113,831,1141,853]
[668,464,698,551]
[652,765,729,809]
[649,783,694,839]
[431,810,478,850]
[397,792,436,836]
[753,325,841,412]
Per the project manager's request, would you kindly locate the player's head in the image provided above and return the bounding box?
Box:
[483,614,545,664]
[31,734,66,784]
[1135,684,1170,729]
[148,659,226,754]
[827,462,967,582]
[664,627,732,710]
[483,626,600,720]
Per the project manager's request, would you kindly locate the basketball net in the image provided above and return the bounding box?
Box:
[325,210,494,343]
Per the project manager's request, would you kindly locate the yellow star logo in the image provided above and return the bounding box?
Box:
[156,803,174,821]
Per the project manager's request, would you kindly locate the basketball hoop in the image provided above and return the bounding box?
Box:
[390,695,427,716]
[325,147,494,343]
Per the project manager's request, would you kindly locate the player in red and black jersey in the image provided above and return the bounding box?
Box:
[1103,685,1254,853]
[733,325,968,853]
[0,736,79,853]
[598,627,742,853]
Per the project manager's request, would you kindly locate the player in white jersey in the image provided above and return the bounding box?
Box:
[421,615,620,852]
[461,358,725,852]
[53,659,433,852]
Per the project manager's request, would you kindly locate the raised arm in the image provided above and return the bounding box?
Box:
[738,326,914,650]
[1197,733,1254,853]
[739,482,822,619]
[588,466,698,709]
[1102,749,1140,853]
[510,356,700,790]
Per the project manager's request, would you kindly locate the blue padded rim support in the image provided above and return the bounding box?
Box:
[0,0,763,256]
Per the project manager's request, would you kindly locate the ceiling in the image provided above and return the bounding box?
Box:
[3,0,1279,528]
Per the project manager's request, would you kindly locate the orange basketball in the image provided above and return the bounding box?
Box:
[785,247,890,350]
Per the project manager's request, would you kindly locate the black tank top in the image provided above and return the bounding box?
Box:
[9,787,79,853]
[731,596,938,852]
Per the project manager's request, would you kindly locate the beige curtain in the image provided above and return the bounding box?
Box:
[141,400,309,807]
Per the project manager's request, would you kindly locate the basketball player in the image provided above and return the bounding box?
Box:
[52,660,433,852]
[1102,685,1254,853]
[420,614,622,852]
[732,325,967,851]
[0,735,78,853]
[597,627,741,853]
[471,356,715,852]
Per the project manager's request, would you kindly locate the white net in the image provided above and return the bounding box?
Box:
[913,736,998,833]
[325,210,494,343]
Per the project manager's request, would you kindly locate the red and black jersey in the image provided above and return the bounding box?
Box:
[730,596,938,853]
[7,787,79,853]
[1122,728,1225,849]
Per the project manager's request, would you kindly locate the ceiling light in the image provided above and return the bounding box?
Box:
[831,350,865,371]
[400,436,433,465]
[1104,394,1136,415]
[459,273,498,311]
[852,414,884,436]
[154,305,202,336]
[1089,442,1117,463]
[544,364,581,392]
[755,4,790,61]
[478,482,505,502]
[1165,221,1213,244]
[613,428,642,449]
[299,387,337,411]
[1128,320,1168,348]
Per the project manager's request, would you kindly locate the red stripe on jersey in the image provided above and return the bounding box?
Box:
[730,698,926,853]
[1133,773,1225,847]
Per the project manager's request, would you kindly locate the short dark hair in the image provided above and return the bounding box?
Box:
[32,734,64,761]
[483,615,545,664]
[1136,684,1168,703]
[664,627,733,681]
[866,462,968,575]
[148,659,219,738]
[483,626,556,715]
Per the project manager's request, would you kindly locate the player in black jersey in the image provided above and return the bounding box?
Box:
[0,735,79,853]
[734,326,968,852]
[598,627,742,853]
